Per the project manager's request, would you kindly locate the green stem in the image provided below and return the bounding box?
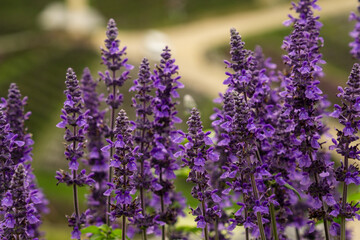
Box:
[250,173,266,240]
[295,228,300,240]
[340,147,349,240]
[214,218,219,240]
[122,215,126,240]
[72,125,80,239]
[160,169,166,240]
[201,198,209,240]
[106,69,117,226]
[269,202,279,240]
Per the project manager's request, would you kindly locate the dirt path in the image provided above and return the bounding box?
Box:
[91,0,356,98]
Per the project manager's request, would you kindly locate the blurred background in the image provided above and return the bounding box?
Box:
[0,0,358,239]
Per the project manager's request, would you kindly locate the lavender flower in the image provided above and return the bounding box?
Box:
[103,109,141,240]
[182,108,220,240]
[98,18,133,225]
[281,1,335,239]
[216,27,283,239]
[350,3,360,60]
[130,58,156,239]
[151,46,185,239]
[0,111,17,198]
[330,63,360,239]
[217,92,267,239]
[4,83,48,238]
[81,68,108,225]
[4,83,31,165]
[223,28,257,97]
[56,68,94,239]
[1,164,40,239]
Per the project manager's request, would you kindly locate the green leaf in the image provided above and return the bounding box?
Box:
[175,167,190,178]
[176,225,202,233]
[98,224,110,232]
[111,229,122,237]
[81,226,101,234]
[284,183,301,200]
[349,190,360,201]
[89,234,105,240]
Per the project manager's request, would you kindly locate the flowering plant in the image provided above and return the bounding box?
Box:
[2,0,360,240]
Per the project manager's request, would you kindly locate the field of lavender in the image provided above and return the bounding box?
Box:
[1,0,360,240]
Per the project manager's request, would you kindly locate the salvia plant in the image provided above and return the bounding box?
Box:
[3,0,360,239]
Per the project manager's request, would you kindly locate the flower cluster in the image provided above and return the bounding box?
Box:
[1,164,40,239]
[150,46,186,234]
[103,109,141,239]
[130,58,157,237]
[182,108,220,239]
[56,68,94,239]
[330,63,360,238]
[99,18,133,226]
[99,18,133,114]
[81,68,108,225]
[0,81,48,239]
[0,110,17,198]
[350,3,360,60]
[4,83,48,237]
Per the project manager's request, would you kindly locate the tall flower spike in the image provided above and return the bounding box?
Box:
[209,92,234,240]
[223,28,256,96]
[1,164,40,240]
[218,92,267,239]
[183,108,220,240]
[99,18,133,225]
[349,3,360,60]
[130,58,156,239]
[56,68,94,239]
[104,109,141,240]
[151,46,185,240]
[4,83,48,238]
[0,111,15,198]
[281,1,335,239]
[330,63,360,239]
[81,68,108,225]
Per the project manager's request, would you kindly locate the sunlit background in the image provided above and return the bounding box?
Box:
[0,0,358,239]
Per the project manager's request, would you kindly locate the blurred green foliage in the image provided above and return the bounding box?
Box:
[0,0,52,34]
[90,0,257,30]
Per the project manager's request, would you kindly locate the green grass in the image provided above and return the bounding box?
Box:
[0,38,98,142]
[90,0,258,30]
[0,0,55,34]
[0,0,259,35]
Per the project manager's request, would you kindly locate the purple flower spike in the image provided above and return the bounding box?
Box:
[349,6,360,60]
[56,68,93,239]
[99,18,133,226]
[184,108,222,240]
[0,110,14,197]
[1,164,41,239]
[150,46,186,237]
[108,110,141,238]
[100,18,132,111]
[281,1,335,238]
[131,58,157,234]
[4,83,48,237]
[331,63,360,238]
[81,67,108,225]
